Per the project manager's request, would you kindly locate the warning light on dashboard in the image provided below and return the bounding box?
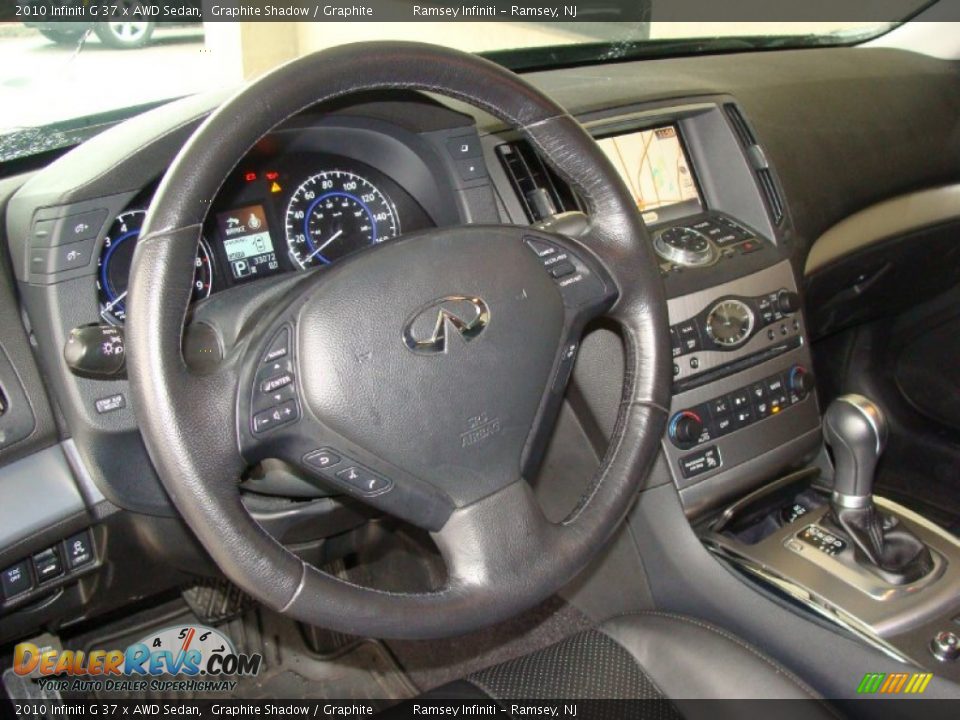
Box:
[265,171,280,181]
[270,181,282,193]
[244,172,257,182]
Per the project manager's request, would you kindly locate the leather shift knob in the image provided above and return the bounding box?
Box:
[823,394,888,502]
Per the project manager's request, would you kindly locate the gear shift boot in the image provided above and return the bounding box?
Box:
[826,505,935,585]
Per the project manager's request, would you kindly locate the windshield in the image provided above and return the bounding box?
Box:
[0,2,932,158]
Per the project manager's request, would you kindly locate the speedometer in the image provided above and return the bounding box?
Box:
[284,170,400,269]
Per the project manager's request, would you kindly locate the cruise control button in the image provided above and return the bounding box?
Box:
[525,238,557,258]
[64,531,94,569]
[260,373,293,394]
[548,260,576,279]
[304,449,342,471]
[1,560,33,598]
[32,548,62,584]
[336,466,392,495]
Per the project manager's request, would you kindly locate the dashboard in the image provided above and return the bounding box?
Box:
[1,45,960,648]
[97,135,439,326]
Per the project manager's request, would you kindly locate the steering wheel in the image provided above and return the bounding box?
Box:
[127,42,670,639]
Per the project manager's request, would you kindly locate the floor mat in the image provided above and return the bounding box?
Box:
[385,595,593,693]
[61,598,416,704]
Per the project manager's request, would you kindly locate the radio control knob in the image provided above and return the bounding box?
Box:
[669,410,703,447]
[777,290,801,315]
[788,365,815,399]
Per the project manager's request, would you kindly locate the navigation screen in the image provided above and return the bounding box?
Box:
[217,204,280,282]
[596,126,703,224]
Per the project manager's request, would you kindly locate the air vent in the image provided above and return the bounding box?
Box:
[724,104,756,147]
[496,140,580,222]
[757,168,785,225]
[724,103,785,226]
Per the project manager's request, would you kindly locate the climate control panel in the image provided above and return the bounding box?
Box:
[668,364,813,454]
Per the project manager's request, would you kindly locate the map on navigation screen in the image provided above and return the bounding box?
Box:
[597,126,703,222]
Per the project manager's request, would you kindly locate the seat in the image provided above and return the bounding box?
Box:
[409,612,837,717]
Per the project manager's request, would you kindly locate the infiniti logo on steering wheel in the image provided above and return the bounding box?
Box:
[403,296,490,354]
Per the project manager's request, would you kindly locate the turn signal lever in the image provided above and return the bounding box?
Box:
[823,395,933,584]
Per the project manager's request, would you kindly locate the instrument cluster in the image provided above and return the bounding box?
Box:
[96,151,435,325]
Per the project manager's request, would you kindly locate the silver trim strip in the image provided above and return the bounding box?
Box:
[0,444,88,551]
[805,184,960,274]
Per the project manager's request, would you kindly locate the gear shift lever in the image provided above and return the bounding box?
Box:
[823,394,888,507]
[823,394,933,584]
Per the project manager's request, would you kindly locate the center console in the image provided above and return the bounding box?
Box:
[494,96,960,679]
[580,100,823,516]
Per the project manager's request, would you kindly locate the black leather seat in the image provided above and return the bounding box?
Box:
[409,613,836,716]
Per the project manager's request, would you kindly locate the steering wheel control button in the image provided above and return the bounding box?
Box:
[32,547,63,584]
[304,449,342,471]
[64,531,94,570]
[260,373,293,394]
[525,238,557,258]
[931,631,960,662]
[336,466,393,496]
[252,400,298,434]
[1,560,33,599]
[263,328,290,363]
[679,445,722,479]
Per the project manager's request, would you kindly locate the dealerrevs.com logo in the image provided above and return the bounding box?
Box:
[14,625,262,694]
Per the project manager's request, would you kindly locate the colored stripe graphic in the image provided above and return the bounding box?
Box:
[857,672,932,694]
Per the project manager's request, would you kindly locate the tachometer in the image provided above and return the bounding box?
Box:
[97,209,213,326]
[284,170,400,269]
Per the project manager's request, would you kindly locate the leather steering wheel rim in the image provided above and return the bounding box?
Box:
[127,41,671,639]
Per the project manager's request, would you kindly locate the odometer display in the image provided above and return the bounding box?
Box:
[284,170,400,269]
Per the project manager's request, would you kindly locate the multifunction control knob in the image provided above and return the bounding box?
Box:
[776,290,801,315]
[669,410,703,447]
[788,365,815,399]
